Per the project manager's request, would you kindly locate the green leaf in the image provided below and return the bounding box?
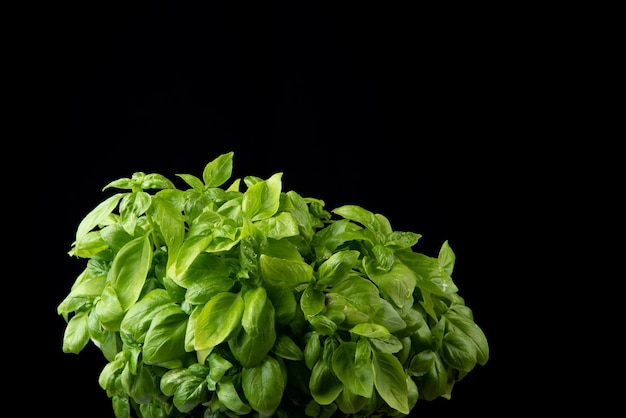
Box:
[445,311,490,366]
[369,335,404,354]
[441,332,477,372]
[185,275,234,305]
[242,286,269,336]
[266,285,297,327]
[372,352,409,414]
[316,250,360,287]
[309,359,343,405]
[259,254,313,288]
[140,173,176,190]
[120,288,174,345]
[160,368,197,396]
[94,285,124,331]
[308,315,338,336]
[172,375,208,413]
[385,230,422,250]
[304,332,321,370]
[149,196,185,271]
[202,151,234,188]
[194,292,244,351]
[438,240,456,276]
[371,298,406,334]
[143,305,189,368]
[272,334,304,361]
[176,173,204,191]
[336,387,368,415]
[242,172,283,222]
[349,323,390,339]
[409,351,449,401]
[62,311,90,354]
[108,233,153,311]
[363,257,416,308]
[229,293,276,368]
[331,342,374,398]
[129,364,159,404]
[119,191,151,234]
[72,231,109,258]
[332,205,382,234]
[207,353,233,390]
[254,211,300,240]
[324,293,368,328]
[331,274,381,316]
[242,355,286,416]
[396,251,458,295]
[178,253,230,291]
[75,193,124,243]
[300,283,325,318]
[173,235,213,285]
[217,376,252,415]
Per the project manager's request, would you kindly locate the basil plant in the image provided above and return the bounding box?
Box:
[58,151,489,418]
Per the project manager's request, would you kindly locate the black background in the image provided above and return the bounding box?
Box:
[37,1,556,416]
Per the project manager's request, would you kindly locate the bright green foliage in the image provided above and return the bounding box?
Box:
[58,151,489,417]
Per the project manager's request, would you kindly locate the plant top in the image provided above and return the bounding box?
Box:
[58,151,489,417]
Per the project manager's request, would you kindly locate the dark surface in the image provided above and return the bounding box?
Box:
[37,2,544,416]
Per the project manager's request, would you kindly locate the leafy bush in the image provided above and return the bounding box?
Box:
[58,151,489,417]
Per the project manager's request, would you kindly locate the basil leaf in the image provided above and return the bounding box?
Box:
[349,323,390,339]
[242,286,269,336]
[194,292,244,351]
[206,353,233,390]
[242,172,283,222]
[304,332,321,370]
[173,235,213,284]
[364,256,416,308]
[273,334,304,361]
[445,311,490,366]
[201,151,234,188]
[120,288,173,345]
[442,332,478,372]
[172,375,208,413]
[409,350,449,401]
[300,283,325,318]
[254,211,300,240]
[336,387,368,415]
[372,351,410,414]
[396,251,459,295]
[216,376,251,415]
[61,311,90,354]
[75,192,124,243]
[143,304,188,368]
[242,355,286,416]
[309,358,343,405]
[331,274,381,316]
[331,342,374,398]
[259,254,313,288]
[316,250,360,287]
[108,233,153,311]
[229,295,276,368]
[149,196,185,270]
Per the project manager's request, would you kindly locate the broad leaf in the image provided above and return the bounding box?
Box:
[143,305,189,368]
[309,359,343,405]
[242,355,286,416]
[372,352,409,414]
[331,342,374,398]
[260,254,313,288]
[202,151,234,188]
[194,292,244,351]
[242,172,283,222]
[108,233,153,311]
